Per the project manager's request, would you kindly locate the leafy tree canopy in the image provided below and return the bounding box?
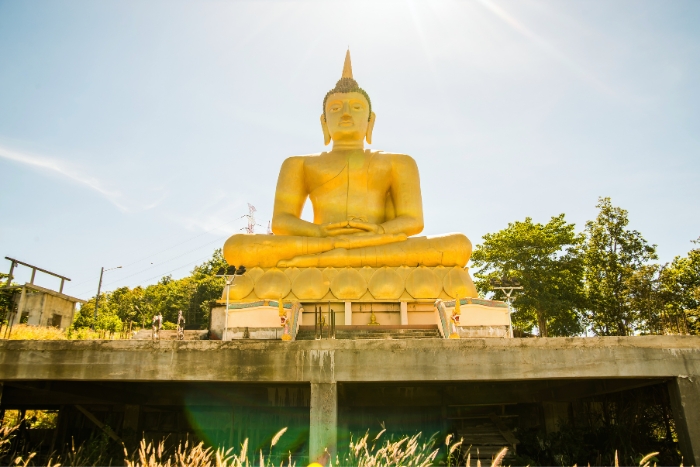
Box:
[471,214,585,337]
[583,197,657,336]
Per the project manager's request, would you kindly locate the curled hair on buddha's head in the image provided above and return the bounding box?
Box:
[322,50,372,121]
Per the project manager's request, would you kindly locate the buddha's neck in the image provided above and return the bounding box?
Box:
[332,140,365,151]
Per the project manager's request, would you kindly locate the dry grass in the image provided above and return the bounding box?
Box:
[341,430,441,467]
[6,324,69,340]
[3,324,133,340]
[0,421,668,467]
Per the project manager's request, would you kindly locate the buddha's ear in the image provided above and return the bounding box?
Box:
[365,112,376,145]
[320,114,331,146]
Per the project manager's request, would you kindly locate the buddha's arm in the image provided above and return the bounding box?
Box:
[380,154,424,236]
[271,156,320,237]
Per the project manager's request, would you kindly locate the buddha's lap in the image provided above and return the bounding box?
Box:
[223,232,470,268]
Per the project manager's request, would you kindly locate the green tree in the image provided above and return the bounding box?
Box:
[73,249,226,330]
[0,272,16,325]
[583,197,657,336]
[471,214,585,336]
[656,239,700,334]
[187,249,227,325]
[96,313,122,333]
[72,296,98,329]
[625,264,667,334]
[107,286,141,324]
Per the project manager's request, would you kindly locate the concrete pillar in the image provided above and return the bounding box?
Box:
[668,376,700,465]
[400,302,408,325]
[310,382,337,463]
[344,302,352,325]
[17,286,27,322]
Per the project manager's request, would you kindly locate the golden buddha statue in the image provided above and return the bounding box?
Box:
[224,51,471,269]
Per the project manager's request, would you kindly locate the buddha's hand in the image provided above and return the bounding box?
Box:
[347,220,386,235]
[333,232,407,250]
[317,221,363,237]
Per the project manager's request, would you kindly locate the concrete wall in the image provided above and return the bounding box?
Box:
[210,306,281,338]
[1,336,698,462]
[1,336,698,383]
[16,290,76,330]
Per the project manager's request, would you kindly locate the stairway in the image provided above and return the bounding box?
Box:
[449,405,519,462]
[295,325,441,340]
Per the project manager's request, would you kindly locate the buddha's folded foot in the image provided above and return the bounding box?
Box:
[278,249,349,268]
[332,232,407,249]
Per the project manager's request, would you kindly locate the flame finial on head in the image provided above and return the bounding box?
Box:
[342,49,353,79]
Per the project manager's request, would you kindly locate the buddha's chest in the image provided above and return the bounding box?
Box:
[304,152,391,199]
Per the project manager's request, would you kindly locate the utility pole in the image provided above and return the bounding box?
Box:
[93,266,122,331]
[216,264,247,340]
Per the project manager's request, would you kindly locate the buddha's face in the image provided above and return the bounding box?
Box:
[322,92,375,145]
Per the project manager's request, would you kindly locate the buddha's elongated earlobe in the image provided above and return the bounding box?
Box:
[320,114,331,145]
[366,112,376,144]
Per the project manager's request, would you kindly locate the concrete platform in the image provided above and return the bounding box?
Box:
[1,336,698,463]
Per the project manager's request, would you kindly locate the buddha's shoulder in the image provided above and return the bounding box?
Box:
[280,152,329,163]
[367,150,418,169]
[368,150,415,161]
[280,150,416,166]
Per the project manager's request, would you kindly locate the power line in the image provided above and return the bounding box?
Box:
[75,253,217,303]
[70,236,225,298]
[127,254,218,289]
[69,206,258,299]
[70,218,240,293]
[119,218,238,269]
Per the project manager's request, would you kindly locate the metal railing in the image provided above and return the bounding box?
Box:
[314,304,336,340]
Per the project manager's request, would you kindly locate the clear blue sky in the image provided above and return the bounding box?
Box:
[1,0,698,300]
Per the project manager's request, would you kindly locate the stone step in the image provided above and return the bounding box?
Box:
[132,329,208,340]
[295,326,441,340]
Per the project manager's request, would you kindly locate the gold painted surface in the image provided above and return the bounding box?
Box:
[405,267,443,299]
[367,267,404,300]
[223,51,472,270]
[254,269,291,299]
[443,267,479,299]
[226,274,254,300]
[291,267,329,300]
[222,266,480,302]
[330,268,367,300]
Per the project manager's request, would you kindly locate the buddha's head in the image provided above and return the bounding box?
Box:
[321,50,376,146]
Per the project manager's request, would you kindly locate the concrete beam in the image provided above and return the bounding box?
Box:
[668,376,700,465]
[310,382,337,463]
[339,379,665,407]
[1,337,698,384]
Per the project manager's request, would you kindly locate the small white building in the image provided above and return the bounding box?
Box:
[8,283,84,330]
[3,257,85,331]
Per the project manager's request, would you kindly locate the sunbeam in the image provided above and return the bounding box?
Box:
[475,0,615,96]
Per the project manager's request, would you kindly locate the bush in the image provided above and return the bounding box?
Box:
[95,314,122,333]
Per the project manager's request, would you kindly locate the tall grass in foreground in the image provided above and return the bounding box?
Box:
[0,423,666,467]
[2,324,131,340]
[4,324,70,340]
